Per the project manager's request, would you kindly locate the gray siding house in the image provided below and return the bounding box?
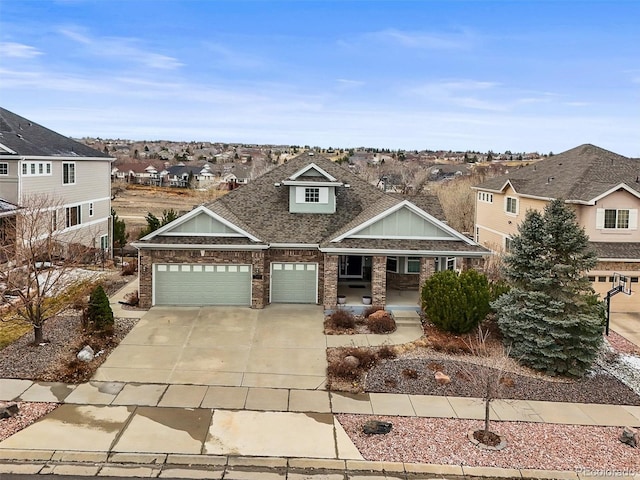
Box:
[134,152,488,309]
[0,107,113,252]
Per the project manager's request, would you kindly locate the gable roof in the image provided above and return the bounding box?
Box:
[0,107,111,159]
[474,144,640,203]
[0,198,19,218]
[136,152,488,255]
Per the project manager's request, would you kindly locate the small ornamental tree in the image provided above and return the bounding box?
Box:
[421,269,491,334]
[87,285,114,333]
[492,199,604,377]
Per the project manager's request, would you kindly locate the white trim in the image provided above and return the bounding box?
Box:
[320,247,488,256]
[349,234,455,240]
[133,242,268,251]
[588,183,640,204]
[0,155,114,162]
[283,180,343,187]
[0,142,17,154]
[139,205,262,242]
[269,243,320,248]
[62,161,76,185]
[162,232,245,237]
[288,163,337,182]
[331,200,476,245]
[595,258,640,262]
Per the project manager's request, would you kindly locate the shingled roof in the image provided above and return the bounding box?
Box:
[474,144,640,203]
[0,107,110,158]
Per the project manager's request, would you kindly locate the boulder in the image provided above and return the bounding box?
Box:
[368,310,389,321]
[0,403,19,419]
[77,345,95,363]
[619,426,639,448]
[363,420,392,434]
[343,355,360,369]
[435,371,451,385]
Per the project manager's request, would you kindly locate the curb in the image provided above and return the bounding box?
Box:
[0,450,626,479]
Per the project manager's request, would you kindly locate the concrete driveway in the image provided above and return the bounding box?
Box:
[93,305,328,390]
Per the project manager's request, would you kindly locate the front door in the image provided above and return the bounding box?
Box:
[339,255,363,278]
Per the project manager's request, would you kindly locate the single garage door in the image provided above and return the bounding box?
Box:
[154,264,251,306]
[270,262,318,303]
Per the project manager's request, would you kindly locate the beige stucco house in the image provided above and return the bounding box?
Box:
[0,107,113,254]
[473,144,640,306]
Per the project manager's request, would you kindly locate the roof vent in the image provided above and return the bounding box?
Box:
[547,177,554,183]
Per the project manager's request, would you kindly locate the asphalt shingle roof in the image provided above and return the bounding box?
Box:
[475,144,640,202]
[590,242,640,260]
[0,107,110,158]
[141,152,487,255]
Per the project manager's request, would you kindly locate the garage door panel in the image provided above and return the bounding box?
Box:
[154,264,251,306]
[271,262,317,304]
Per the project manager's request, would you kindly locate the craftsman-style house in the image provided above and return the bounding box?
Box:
[134,152,488,309]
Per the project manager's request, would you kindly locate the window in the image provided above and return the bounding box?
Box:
[406,257,420,274]
[446,257,456,271]
[22,164,27,175]
[100,234,109,250]
[505,236,513,252]
[506,197,518,214]
[51,210,58,231]
[304,187,320,203]
[30,163,36,175]
[65,205,81,227]
[386,256,398,272]
[21,161,52,176]
[478,192,493,203]
[63,162,76,184]
[598,276,607,282]
[38,163,43,174]
[0,163,7,175]
[46,163,51,174]
[604,209,629,229]
[89,202,94,217]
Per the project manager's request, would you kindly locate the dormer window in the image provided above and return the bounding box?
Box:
[305,188,320,203]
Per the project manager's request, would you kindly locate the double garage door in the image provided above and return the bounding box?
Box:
[154,262,319,306]
[154,264,252,306]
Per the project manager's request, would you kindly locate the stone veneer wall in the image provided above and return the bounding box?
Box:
[371,256,387,307]
[387,271,420,289]
[323,255,339,308]
[595,261,640,273]
[266,249,325,305]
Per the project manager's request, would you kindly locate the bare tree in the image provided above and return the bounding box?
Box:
[461,327,512,446]
[0,195,100,344]
[433,175,477,234]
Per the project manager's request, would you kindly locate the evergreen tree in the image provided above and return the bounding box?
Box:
[111,208,127,251]
[492,199,604,377]
[87,285,114,333]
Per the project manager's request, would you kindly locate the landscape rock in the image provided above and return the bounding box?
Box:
[77,345,95,363]
[363,420,392,434]
[0,403,19,419]
[619,426,638,448]
[435,371,451,385]
[368,310,389,321]
[343,355,360,369]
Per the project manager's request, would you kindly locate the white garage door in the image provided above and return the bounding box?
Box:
[270,262,318,303]
[154,264,251,306]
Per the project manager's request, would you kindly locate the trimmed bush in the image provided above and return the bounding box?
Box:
[421,269,491,334]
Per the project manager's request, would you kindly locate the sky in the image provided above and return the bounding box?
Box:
[0,0,638,156]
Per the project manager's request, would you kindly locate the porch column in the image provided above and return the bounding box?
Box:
[371,255,387,307]
[251,250,266,309]
[138,252,152,309]
[418,257,435,308]
[323,254,339,309]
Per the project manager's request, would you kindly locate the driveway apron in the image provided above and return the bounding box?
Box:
[93,305,327,390]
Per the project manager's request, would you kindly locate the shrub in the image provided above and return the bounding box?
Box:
[421,269,491,334]
[329,309,356,329]
[366,311,396,334]
[377,344,397,359]
[87,285,114,333]
[121,261,137,276]
[124,290,139,306]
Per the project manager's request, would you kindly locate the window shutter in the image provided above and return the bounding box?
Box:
[595,208,604,229]
[629,209,638,230]
[295,187,305,203]
[319,187,329,204]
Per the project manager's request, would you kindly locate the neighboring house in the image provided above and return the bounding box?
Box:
[113,162,166,185]
[166,163,215,188]
[0,107,112,253]
[0,198,18,260]
[473,143,640,303]
[134,152,488,309]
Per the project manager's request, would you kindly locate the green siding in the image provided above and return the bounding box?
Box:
[154,264,251,306]
[271,263,318,303]
[289,186,336,214]
[355,207,452,237]
[171,213,238,234]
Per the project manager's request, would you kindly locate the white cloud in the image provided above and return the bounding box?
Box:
[0,42,43,58]
[57,26,183,70]
[368,28,472,50]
